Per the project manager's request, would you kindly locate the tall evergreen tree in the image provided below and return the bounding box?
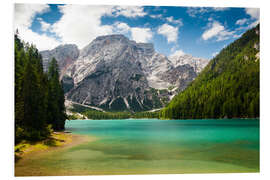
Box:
[47,58,66,130]
[15,34,25,143]
[15,34,67,144]
[22,59,48,140]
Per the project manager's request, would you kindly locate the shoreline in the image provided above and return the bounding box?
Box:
[15,131,96,163]
[68,117,260,121]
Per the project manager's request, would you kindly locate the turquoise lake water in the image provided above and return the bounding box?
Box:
[16,119,260,175]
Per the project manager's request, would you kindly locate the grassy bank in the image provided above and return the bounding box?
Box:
[15,132,91,163]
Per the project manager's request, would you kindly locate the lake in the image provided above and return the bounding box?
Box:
[16,119,260,175]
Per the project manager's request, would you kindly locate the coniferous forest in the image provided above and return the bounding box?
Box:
[160,25,260,119]
[15,33,66,144]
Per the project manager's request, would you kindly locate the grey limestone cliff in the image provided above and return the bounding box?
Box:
[44,34,209,112]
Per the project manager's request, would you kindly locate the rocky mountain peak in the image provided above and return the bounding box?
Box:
[43,34,209,112]
[169,53,209,74]
[40,44,79,79]
[95,34,128,41]
[135,43,155,56]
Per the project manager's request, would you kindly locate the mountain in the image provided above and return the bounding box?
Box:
[63,35,169,111]
[160,25,260,119]
[42,34,208,112]
[40,44,79,79]
[169,54,209,73]
[160,64,197,93]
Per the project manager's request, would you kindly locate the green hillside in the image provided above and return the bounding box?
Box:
[160,25,260,119]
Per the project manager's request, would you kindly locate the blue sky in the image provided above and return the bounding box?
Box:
[14,4,259,59]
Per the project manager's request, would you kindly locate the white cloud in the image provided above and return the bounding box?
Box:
[248,20,260,28]
[245,8,260,28]
[235,9,259,30]
[112,6,146,18]
[245,8,260,20]
[113,22,130,34]
[157,24,178,43]
[150,14,163,19]
[212,7,229,11]
[130,27,153,43]
[51,5,148,49]
[17,28,61,51]
[14,4,60,51]
[171,49,185,57]
[37,18,52,32]
[217,30,235,41]
[233,33,242,39]
[14,4,50,28]
[52,5,114,49]
[186,7,209,17]
[187,7,230,18]
[113,22,153,43]
[150,14,183,27]
[166,16,183,26]
[187,7,229,18]
[202,21,235,41]
[236,18,248,25]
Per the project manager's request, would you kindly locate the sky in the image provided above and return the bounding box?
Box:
[14,4,259,59]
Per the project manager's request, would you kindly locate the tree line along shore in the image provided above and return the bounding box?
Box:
[15,33,66,146]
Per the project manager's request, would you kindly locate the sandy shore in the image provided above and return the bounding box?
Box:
[15,132,98,176]
[15,132,96,163]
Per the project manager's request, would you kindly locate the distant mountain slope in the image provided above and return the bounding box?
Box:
[160,25,260,119]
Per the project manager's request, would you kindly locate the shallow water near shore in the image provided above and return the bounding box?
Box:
[15,119,259,176]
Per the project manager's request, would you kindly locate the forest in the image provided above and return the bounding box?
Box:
[68,104,159,120]
[15,33,66,144]
[159,25,260,119]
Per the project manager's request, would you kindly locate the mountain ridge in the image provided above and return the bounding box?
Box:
[41,34,209,112]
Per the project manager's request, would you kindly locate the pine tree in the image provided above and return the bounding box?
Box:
[15,34,25,143]
[15,34,66,143]
[22,54,48,141]
[47,58,66,130]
